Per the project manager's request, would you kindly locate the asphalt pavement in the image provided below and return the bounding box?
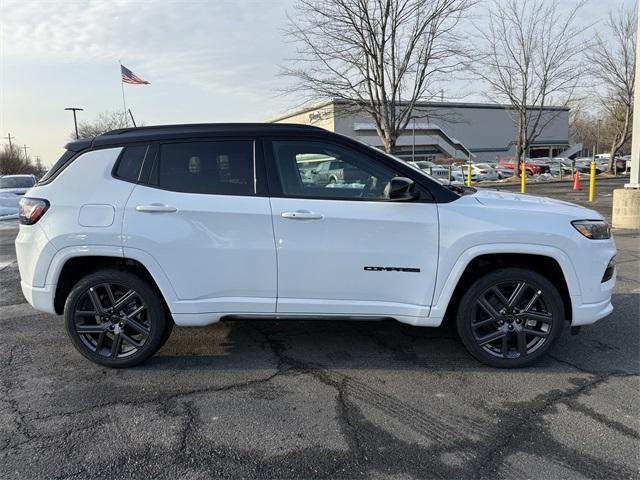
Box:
[0,177,638,479]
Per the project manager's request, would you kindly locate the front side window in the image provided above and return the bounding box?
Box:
[271,140,396,200]
[154,141,253,195]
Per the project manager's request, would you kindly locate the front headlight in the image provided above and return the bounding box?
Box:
[571,220,611,239]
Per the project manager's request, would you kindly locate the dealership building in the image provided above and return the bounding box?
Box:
[272,99,575,163]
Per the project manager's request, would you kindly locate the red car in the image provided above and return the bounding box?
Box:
[498,157,549,176]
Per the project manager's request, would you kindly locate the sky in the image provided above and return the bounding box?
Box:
[0,0,633,166]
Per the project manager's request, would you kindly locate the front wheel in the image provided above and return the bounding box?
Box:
[64,269,172,368]
[456,268,564,368]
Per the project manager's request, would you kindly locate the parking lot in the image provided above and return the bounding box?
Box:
[0,177,638,479]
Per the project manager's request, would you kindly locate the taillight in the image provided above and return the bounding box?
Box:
[19,197,49,225]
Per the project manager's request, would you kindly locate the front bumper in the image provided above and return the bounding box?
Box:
[571,296,613,326]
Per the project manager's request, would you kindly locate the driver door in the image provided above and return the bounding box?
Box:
[266,139,439,320]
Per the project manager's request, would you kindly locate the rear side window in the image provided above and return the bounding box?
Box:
[153,141,253,195]
[114,145,148,182]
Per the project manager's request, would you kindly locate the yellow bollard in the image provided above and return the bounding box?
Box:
[521,161,526,193]
[467,162,472,187]
[589,160,596,202]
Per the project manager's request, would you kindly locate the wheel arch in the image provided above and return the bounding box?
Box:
[431,246,579,327]
[53,253,175,317]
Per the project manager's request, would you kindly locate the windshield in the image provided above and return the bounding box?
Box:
[0,176,35,189]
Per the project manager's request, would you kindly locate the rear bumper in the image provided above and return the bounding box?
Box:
[20,281,56,315]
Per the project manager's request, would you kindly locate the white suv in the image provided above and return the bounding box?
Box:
[16,124,616,368]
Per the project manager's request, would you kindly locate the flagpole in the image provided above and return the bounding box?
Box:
[119,60,128,127]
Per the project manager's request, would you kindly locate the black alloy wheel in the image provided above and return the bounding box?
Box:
[65,269,171,368]
[456,268,564,368]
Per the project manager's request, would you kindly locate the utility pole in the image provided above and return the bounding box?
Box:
[64,107,84,139]
[23,144,29,161]
[3,133,14,150]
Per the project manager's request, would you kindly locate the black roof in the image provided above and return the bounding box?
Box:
[65,123,326,151]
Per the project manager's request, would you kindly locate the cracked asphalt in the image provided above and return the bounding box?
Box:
[0,177,638,479]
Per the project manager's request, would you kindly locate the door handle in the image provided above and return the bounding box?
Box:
[281,210,323,220]
[136,204,178,213]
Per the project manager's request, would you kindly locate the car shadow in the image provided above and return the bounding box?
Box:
[143,292,639,374]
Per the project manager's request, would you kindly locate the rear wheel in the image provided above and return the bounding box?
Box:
[64,269,171,368]
[456,268,564,368]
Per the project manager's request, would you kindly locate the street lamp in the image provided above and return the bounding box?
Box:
[64,107,84,139]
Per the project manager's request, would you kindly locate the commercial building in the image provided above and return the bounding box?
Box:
[272,99,572,163]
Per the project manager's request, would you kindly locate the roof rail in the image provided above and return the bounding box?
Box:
[100,122,323,136]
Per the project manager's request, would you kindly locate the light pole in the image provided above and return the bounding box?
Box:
[64,107,84,139]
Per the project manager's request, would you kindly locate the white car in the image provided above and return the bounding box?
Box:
[408,161,478,184]
[471,163,499,181]
[16,124,616,368]
[0,174,37,219]
[0,174,37,194]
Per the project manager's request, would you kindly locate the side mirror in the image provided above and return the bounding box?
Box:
[389,176,419,201]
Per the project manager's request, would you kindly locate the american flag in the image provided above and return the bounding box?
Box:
[121,65,150,85]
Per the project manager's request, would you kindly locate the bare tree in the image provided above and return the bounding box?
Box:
[282,0,474,153]
[569,102,599,155]
[0,144,34,175]
[74,111,132,139]
[587,3,636,173]
[471,0,586,163]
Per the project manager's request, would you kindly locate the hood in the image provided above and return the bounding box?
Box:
[471,188,603,219]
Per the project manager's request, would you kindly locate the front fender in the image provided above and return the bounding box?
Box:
[428,243,580,324]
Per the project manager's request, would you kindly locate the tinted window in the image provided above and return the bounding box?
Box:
[0,176,35,188]
[156,141,253,195]
[271,141,397,200]
[115,145,148,182]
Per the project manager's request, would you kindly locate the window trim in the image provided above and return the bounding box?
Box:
[262,137,435,203]
[140,137,261,197]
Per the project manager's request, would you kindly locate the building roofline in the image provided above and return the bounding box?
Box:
[272,98,569,122]
[270,101,335,123]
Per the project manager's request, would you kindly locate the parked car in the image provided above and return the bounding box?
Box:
[471,163,499,181]
[487,163,514,179]
[0,174,37,194]
[497,157,550,176]
[16,123,616,369]
[593,155,626,173]
[574,158,604,175]
[307,159,357,185]
[530,158,571,178]
[408,161,480,183]
[0,175,37,219]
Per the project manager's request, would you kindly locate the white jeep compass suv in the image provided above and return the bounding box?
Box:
[15,124,616,368]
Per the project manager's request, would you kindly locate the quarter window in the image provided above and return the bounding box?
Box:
[271,141,396,200]
[154,141,253,195]
[114,145,148,182]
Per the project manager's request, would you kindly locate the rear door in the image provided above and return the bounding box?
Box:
[123,138,277,314]
[266,138,439,320]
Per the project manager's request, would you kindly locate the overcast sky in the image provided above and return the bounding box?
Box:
[0,0,634,165]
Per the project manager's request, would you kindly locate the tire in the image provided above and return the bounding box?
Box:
[456,268,564,368]
[64,269,170,368]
